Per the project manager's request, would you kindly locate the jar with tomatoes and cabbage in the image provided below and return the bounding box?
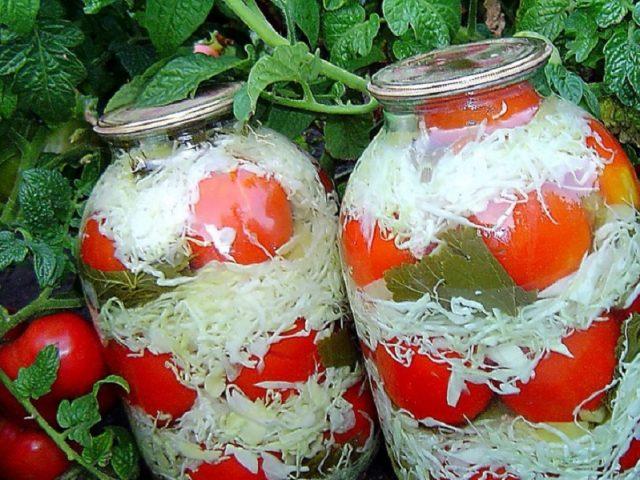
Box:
[339,38,640,480]
[79,83,378,480]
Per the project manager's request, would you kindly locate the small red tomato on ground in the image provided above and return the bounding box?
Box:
[375,343,492,425]
[0,416,70,480]
[233,318,322,401]
[341,218,416,287]
[0,312,108,424]
[80,217,126,271]
[477,185,592,291]
[188,455,267,480]
[502,317,620,422]
[189,169,294,268]
[333,380,377,447]
[587,119,640,208]
[104,341,196,420]
[620,437,640,471]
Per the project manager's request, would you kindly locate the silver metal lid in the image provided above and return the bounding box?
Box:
[368,38,552,104]
[94,82,243,139]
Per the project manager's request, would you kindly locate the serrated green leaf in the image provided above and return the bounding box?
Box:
[18,168,73,240]
[633,4,640,26]
[383,0,461,41]
[265,105,315,139]
[93,374,130,395]
[136,53,245,107]
[392,32,430,59]
[241,43,320,121]
[595,0,628,28]
[329,13,380,69]
[57,394,102,446]
[143,0,214,56]
[29,241,65,287]
[13,345,59,399]
[324,114,372,160]
[603,27,634,100]
[291,0,320,47]
[515,0,571,41]
[83,0,118,14]
[545,63,584,103]
[0,231,28,270]
[384,227,537,315]
[104,58,170,113]
[0,20,86,122]
[110,41,156,77]
[582,83,601,117]
[81,430,114,466]
[0,0,40,34]
[322,2,365,50]
[564,11,598,63]
[109,426,140,480]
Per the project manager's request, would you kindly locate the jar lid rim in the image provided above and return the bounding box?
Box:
[94,82,243,139]
[368,38,552,103]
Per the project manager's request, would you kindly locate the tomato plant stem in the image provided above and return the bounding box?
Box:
[0,368,115,480]
[467,0,478,38]
[261,91,378,114]
[221,0,377,109]
[0,288,84,338]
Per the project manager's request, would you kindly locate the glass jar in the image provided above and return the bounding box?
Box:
[339,39,640,479]
[80,83,378,480]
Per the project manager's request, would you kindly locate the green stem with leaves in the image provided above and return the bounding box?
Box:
[0,368,115,480]
[222,0,376,108]
[0,288,84,338]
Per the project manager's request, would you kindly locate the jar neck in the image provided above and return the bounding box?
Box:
[383,80,541,133]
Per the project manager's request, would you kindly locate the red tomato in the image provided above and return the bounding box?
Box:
[0,416,70,480]
[188,455,267,480]
[189,169,293,268]
[502,317,620,422]
[0,312,108,424]
[233,319,322,401]
[104,342,196,420]
[341,218,416,287]
[318,167,334,194]
[469,467,518,480]
[477,185,592,291]
[80,217,126,271]
[375,343,492,425]
[587,119,640,208]
[423,81,541,132]
[333,380,377,447]
[620,438,640,471]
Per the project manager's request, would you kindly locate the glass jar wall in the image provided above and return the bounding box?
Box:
[79,84,378,479]
[339,39,640,479]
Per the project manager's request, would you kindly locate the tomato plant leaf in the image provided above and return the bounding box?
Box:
[82,0,120,14]
[135,52,246,108]
[265,105,315,139]
[564,11,599,63]
[0,231,28,270]
[13,344,60,399]
[321,2,365,50]
[515,0,571,41]
[603,26,640,108]
[594,0,628,29]
[329,13,380,69]
[0,0,40,34]
[57,394,102,446]
[240,42,320,121]
[545,63,584,104]
[291,0,320,47]
[384,227,537,315]
[0,79,17,120]
[324,113,372,160]
[142,0,214,56]
[109,426,140,480]
[382,0,461,45]
[323,0,345,10]
[29,241,66,287]
[81,430,115,466]
[18,168,73,240]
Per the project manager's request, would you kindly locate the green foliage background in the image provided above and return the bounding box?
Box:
[0,0,639,477]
